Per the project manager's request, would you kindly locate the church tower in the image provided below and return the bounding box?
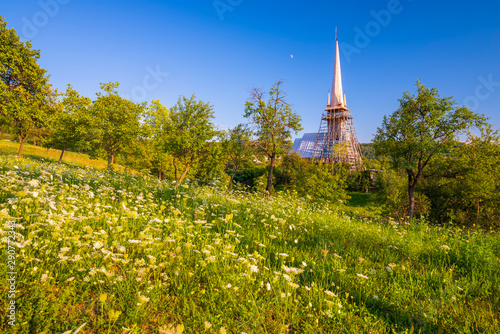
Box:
[312,32,362,168]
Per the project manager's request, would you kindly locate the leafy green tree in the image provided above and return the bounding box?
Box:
[164,95,219,185]
[422,126,500,226]
[244,81,303,193]
[193,141,229,186]
[45,84,92,163]
[91,82,144,170]
[373,80,486,218]
[143,99,173,180]
[0,16,56,157]
[375,169,430,219]
[223,124,254,190]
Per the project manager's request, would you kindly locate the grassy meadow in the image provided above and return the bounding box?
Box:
[0,140,118,171]
[0,151,499,333]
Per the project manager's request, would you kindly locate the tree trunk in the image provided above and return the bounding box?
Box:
[33,135,37,146]
[17,136,25,158]
[407,171,416,219]
[228,172,236,191]
[107,153,113,170]
[58,147,66,164]
[476,196,480,219]
[158,168,162,181]
[173,158,178,183]
[266,153,276,193]
[178,164,191,185]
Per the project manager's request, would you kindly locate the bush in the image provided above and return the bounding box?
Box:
[232,166,267,190]
[274,153,350,203]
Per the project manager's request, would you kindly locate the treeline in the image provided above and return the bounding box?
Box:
[0,16,349,203]
[1,16,499,228]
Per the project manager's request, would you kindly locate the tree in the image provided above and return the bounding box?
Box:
[223,124,254,190]
[373,80,486,218]
[45,84,92,163]
[164,95,219,185]
[375,168,430,219]
[143,99,171,180]
[244,81,303,193]
[0,16,56,157]
[422,126,500,227]
[91,82,144,170]
[193,141,229,186]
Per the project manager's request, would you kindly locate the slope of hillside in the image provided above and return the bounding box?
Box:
[0,156,498,333]
[0,139,118,170]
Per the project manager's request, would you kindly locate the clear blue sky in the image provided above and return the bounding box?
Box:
[2,0,500,143]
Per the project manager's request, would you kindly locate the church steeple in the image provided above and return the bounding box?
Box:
[327,29,345,109]
[294,29,362,169]
[310,29,362,168]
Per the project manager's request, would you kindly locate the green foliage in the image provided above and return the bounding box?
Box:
[91,82,144,170]
[275,153,350,203]
[0,16,57,157]
[114,137,154,175]
[232,166,266,190]
[302,162,350,203]
[359,143,375,159]
[44,84,93,162]
[193,141,230,186]
[346,170,372,193]
[164,95,219,184]
[244,81,303,193]
[274,152,308,189]
[422,127,500,227]
[223,124,254,190]
[373,79,486,218]
[143,99,173,179]
[375,169,430,219]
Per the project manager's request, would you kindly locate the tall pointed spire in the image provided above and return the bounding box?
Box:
[294,29,362,169]
[329,28,345,109]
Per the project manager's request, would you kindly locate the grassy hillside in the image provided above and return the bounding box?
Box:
[0,156,499,333]
[0,139,121,171]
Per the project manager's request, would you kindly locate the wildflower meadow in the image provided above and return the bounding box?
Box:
[1,155,499,333]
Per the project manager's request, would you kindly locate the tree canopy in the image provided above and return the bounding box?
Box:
[0,16,56,157]
[91,82,144,170]
[45,84,92,163]
[143,99,171,180]
[373,80,486,218]
[244,81,302,193]
[164,95,219,185]
[223,124,254,190]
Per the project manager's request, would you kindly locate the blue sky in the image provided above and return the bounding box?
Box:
[2,0,500,143]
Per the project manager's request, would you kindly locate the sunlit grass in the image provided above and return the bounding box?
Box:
[0,155,498,333]
[0,139,114,170]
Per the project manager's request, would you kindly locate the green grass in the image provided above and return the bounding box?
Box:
[347,192,378,207]
[0,155,499,333]
[341,192,384,219]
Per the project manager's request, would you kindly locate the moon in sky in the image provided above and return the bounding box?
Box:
[290,54,294,59]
